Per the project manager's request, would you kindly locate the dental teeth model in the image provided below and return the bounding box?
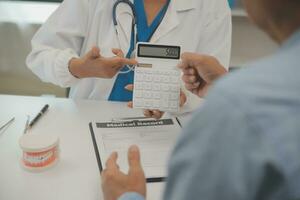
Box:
[19,134,59,172]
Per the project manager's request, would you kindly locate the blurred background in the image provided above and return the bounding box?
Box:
[0,0,278,98]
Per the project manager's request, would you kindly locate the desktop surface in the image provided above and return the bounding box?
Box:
[0,95,165,200]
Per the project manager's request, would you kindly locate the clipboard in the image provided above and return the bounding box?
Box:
[89,118,182,183]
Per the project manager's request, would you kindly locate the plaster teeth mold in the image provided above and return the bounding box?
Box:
[19,134,60,172]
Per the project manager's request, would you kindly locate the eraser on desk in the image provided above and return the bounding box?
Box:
[19,134,60,172]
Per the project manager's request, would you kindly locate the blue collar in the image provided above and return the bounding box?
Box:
[135,0,171,42]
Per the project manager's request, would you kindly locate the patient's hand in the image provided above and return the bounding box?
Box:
[101,145,146,200]
[178,53,227,97]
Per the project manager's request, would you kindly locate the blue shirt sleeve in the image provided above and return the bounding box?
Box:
[163,84,269,200]
[118,192,145,200]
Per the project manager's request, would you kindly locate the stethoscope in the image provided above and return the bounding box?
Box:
[113,0,137,74]
[112,0,169,74]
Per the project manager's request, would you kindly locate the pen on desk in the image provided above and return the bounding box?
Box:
[0,117,15,132]
[28,104,49,129]
[146,177,166,183]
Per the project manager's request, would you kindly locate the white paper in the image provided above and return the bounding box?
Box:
[92,118,181,178]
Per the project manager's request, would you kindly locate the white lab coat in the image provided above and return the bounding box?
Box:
[27,0,231,111]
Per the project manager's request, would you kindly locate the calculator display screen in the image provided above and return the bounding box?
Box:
[138,44,180,59]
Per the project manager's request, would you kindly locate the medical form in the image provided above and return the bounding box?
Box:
[89,118,181,181]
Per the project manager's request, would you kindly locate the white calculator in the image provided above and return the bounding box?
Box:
[133,43,181,112]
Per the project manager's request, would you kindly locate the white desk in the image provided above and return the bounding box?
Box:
[0,95,168,200]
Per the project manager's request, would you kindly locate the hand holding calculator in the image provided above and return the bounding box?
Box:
[133,43,181,113]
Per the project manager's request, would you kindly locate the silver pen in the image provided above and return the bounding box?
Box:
[0,117,15,132]
[23,115,30,134]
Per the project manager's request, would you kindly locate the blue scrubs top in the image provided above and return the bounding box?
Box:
[108,0,171,102]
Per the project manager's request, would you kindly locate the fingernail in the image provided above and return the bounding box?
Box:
[129,145,139,152]
[124,85,129,89]
[111,151,118,158]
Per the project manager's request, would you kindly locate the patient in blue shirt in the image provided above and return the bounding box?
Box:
[101,0,300,200]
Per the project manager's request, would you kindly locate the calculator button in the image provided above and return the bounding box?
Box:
[135,69,142,73]
[135,74,142,82]
[170,85,179,92]
[135,83,143,90]
[152,84,160,91]
[162,93,170,101]
[163,76,170,83]
[153,100,160,108]
[170,93,178,100]
[146,75,153,82]
[153,70,160,75]
[145,69,152,74]
[143,91,152,99]
[171,76,179,83]
[162,84,169,91]
[161,100,169,108]
[153,92,161,99]
[141,74,147,80]
[145,100,153,107]
[133,68,181,112]
[141,83,147,89]
[154,76,160,82]
[134,99,143,107]
[145,84,152,90]
[135,90,143,98]
[160,76,165,82]
[142,92,146,98]
[170,101,178,108]
[171,71,179,76]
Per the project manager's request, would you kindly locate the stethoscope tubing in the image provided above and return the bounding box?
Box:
[113,0,137,26]
[113,0,137,74]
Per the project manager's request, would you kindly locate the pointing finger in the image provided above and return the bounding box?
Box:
[128,145,142,172]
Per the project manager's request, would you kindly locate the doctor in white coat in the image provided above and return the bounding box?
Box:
[27,0,232,117]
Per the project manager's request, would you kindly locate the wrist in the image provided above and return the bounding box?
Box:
[118,192,145,200]
[68,58,85,78]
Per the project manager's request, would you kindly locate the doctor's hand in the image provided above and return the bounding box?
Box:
[101,145,146,200]
[178,53,227,98]
[69,47,137,79]
[125,84,187,119]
